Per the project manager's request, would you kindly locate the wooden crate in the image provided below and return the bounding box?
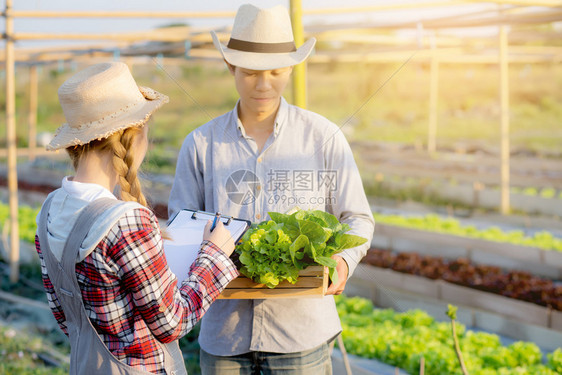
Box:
[218,266,328,299]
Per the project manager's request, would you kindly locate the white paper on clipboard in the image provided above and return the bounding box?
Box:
[163,209,250,281]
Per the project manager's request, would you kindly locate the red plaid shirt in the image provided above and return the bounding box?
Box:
[36,207,239,374]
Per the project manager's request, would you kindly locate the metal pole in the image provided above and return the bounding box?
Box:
[428,32,439,154]
[28,65,38,161]
[499,23,510,215]
[290,0,307,109]
[5,0,20,283]
[336,334,353,375]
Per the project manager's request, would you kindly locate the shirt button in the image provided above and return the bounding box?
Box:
[257,157,263,163]
[256,214,262,220]
[256,185,261,191]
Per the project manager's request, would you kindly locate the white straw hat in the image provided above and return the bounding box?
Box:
[211,4,316,71]
[47,62,168,151]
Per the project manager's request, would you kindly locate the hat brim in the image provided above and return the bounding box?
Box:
[211,31,316,71]
[47,88,168,151]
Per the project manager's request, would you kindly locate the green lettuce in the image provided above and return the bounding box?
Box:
[236,210,367,288]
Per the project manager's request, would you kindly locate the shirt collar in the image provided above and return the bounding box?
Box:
[234,97,289,138]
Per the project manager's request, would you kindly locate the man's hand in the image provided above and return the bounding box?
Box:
[326,255,349,295]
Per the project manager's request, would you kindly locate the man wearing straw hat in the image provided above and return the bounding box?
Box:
[169,4,374,374]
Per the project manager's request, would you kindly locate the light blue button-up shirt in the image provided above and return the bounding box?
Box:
[169,97,374,355]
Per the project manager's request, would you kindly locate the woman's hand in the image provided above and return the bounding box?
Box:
[203,220,235,257]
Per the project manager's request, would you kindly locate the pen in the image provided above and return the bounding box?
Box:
[211,212,221,232]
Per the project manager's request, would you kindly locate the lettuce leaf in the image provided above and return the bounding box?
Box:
[235,209,368,288]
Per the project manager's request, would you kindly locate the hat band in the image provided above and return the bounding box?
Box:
[227,38,297,53]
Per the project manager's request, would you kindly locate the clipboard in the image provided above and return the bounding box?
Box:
[163,209,250,281]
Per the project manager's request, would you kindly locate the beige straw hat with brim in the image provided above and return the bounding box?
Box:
[211,4,316,71]
[47,62,168,151]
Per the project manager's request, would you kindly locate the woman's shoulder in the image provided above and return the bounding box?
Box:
[90,202,155,246]
[93,205,163,273]
[101,204,161,255]
[112,204,158,234]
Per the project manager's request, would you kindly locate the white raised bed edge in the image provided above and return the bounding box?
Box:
[352,264,561,337]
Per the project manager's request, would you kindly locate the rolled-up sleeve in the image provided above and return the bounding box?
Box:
[115,208,239,342]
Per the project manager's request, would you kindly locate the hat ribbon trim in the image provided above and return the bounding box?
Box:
[227,38,296,53]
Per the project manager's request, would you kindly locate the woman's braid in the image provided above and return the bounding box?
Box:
[112,128,148,207]
[66,127,148,208]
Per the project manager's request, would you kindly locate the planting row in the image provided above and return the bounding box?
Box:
[0,203,39,245]
[336,294,562,375]
[363,249,561,311]
[373,212,562,252]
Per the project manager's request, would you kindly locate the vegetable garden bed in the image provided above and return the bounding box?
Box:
[335,294,562,375]
[363,248,561,311]
[372,222,562,279]
[354,261,562,331]
[347,264,562,352]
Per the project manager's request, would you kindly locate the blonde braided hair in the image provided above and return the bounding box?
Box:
[111,127,148,207]
[66,126,148,207]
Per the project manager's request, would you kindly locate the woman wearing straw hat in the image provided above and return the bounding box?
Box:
[35,62,239,375]
[169,4,375,374]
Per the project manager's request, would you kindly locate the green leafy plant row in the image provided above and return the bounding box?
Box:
[236,210,367,288]
[0,203,40,245]
[335,295,562,375]
[511,187,561,199]
[373,212,562,252]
